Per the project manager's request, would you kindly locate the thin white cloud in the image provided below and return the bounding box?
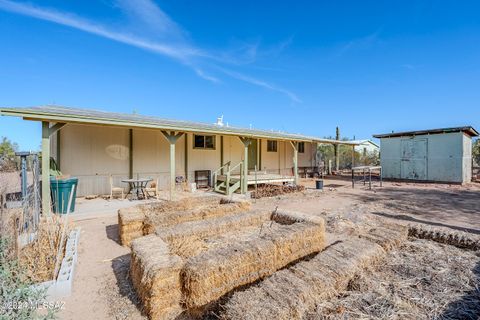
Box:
[0,0,300,102]
[337,29,382,56]
[218,67,301,103]
[115,0,185,40]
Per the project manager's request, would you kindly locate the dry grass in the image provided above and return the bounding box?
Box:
[306,238,480,319]
[19,215,71,282]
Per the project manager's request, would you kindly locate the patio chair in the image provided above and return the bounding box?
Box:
[110,175,124,200]
[145,178,159,200]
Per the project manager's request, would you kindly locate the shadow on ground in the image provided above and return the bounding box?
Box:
[439,261,480,319]
[105,224,121,245]
[110,254,144,317]
[350,186,480,230]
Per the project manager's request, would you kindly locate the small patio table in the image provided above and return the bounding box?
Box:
[122,178,152,200]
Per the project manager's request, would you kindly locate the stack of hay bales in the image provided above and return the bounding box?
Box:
[157,210,271,244]
[181,212,325,308]
[130,235,184,320]
[118,196,250,246]
[221,221,408,319]
[144,200,251,234]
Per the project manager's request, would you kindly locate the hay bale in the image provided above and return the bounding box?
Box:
[358,223,408,250]
[181,221,325,308]
[408,224,480,250]
[143,196,220,213]
[130,234,184,320]
[157,210,271,243]
[144,200,251,233]
[271,209,325,226]
[118,206,146,246]
[221,237,386,320]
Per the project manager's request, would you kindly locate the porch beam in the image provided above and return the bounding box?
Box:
[290,141,299,185]
[239,137,252,194]
[161,131,184,200]
[48,122,67,136]
[41,121,51,215]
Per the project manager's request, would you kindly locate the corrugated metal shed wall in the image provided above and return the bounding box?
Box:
[379,131,471,183]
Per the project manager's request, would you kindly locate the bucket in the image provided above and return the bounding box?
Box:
[315,179,324,190]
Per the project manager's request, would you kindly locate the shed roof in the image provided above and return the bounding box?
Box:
[373,126,479,139]
[0,105,360,145]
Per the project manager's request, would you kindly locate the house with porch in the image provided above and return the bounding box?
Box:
[0,105,360,214]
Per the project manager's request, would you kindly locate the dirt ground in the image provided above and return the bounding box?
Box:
[57,179,480,319]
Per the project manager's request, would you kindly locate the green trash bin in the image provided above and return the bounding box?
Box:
[50,177,78,214]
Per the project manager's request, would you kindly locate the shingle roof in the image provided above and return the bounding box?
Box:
[1,105,360,145]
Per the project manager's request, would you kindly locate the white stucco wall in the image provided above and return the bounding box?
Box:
[379,132,471,183]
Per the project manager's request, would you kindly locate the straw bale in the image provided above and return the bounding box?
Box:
[156,210,271,243]
[143,196,220,213]
[118,206,146,246]
[221,238,387,320]
[408,224,480,250]
[144,200,251,232]
[358,223,408,250]
[130,234,184,320]
[271,209,325,226]
[181,221,325,308]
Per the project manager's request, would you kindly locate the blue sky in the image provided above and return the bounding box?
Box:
[0,0,479,150]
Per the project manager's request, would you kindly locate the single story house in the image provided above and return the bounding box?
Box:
[373,126,479,183]
[1,105,362,214]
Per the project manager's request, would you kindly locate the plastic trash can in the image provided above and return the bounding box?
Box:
[315,179,324,190]
[50,177,78,214]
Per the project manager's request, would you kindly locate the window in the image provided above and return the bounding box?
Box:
[194,135,215,149]
[298,142,305,153]
[267,140,277,152]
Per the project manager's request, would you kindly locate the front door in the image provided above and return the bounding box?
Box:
[400,138,427,180]
[248,139,258,171]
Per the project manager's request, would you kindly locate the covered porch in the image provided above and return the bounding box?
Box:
[0,106,361,214]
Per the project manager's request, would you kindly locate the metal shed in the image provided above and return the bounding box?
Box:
[373,126,479,184]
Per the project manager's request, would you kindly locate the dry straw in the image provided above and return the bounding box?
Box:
[221,223,408,319]
[118,197,250,246]
[157,210,271,244]
[408,224,480,250]
[181,220,325,308]
[144,200,250,234]
[129,234,184,320]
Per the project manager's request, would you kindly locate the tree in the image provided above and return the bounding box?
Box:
[473,138,480,166]
[0,137,19,171]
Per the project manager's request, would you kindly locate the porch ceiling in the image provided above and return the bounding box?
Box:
[0,105,359,145]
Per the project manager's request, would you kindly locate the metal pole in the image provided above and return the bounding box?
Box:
[369,168,372,189]
[41,122,51,215]
[254,165,258,203]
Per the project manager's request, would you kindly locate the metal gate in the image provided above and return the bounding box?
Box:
[400,138,427,180]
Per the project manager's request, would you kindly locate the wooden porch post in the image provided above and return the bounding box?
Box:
[41,121,67,215]
[41,122,51,215]
[290,141,299,185]
[239,137,251,194]
[162,131,184,200]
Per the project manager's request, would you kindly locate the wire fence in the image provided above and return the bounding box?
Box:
[0,154,41,255]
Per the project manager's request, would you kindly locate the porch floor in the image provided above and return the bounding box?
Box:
[231,173,294,185]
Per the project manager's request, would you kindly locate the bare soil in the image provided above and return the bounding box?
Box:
[58,179,480,319]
